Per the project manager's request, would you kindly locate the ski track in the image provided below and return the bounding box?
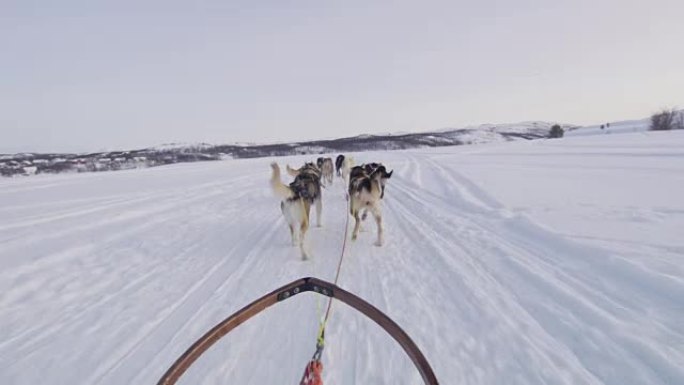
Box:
[388,186,597,385]
[88,213,283,385]
[384,152,683,384]
[1,134,683,385]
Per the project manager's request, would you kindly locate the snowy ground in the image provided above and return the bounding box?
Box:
[565,118,649,137]
[1,131,683,385]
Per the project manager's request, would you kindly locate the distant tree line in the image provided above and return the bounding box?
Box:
[549,124,564,138]
[650,108,684,131]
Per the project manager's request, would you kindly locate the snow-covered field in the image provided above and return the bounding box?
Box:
[566,118,649,137]
[1,131,683,384]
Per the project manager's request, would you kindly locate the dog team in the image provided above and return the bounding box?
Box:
[270,154,393,259]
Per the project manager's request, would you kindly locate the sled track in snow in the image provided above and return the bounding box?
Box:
[90,213,284,384]
[384,154,684,384]
[2,140,683,385]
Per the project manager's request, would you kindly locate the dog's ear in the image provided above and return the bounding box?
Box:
[372,165,392,179]
[286,164,300,177]
[370,166,384,180]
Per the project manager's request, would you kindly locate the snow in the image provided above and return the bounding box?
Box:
[453,129,512,145]
[1,131,683,384]
[293,145,329,154]
[566,118,650,137]
[22,166,37,175]
[152,143,216,151]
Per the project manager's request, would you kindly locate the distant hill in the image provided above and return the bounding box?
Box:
[0,120,588,177]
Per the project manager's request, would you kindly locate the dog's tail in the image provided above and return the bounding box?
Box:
[286,164,300,177]
[270,163,294,199]
[346,157,355,171]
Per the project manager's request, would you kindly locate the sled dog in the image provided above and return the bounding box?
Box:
[270,162,322,259]
[316,157,334,186]
[348,163,393,246]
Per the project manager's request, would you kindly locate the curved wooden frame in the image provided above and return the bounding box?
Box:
[157,277,439,385]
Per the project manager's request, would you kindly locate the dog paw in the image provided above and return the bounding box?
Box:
[351,234,357,241]
[374,240,384,247]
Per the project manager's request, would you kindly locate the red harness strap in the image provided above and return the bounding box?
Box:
[299,360,323,385]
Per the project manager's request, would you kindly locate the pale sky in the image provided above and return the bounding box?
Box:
[1,0,682,153]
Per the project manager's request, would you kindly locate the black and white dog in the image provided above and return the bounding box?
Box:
[348,163,393,246]
[270,162,323,259]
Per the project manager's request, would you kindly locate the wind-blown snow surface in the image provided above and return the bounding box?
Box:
[566,118,649,137]
[1,131,683,385]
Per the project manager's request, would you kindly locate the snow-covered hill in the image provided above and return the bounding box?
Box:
[1,130,683,384]
[0,121,556,177]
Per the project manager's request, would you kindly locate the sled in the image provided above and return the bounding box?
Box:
[157,277,439,385]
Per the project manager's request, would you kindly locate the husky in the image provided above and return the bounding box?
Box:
[348,163,393,246]
[270,162,323,259]
[316,157,334,186]
[286,162,324,227]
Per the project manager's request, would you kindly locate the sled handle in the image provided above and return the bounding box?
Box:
[157,277,439,385]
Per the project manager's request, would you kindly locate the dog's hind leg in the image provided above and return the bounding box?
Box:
[299,222,309,260]
[315,197,322,227]
[371,206,384,246]
[350,203,361,241]
[289,224,296,246]
[358,208,368,232]
[300,203,310,260]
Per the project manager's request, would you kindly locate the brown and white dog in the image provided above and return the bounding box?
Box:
[271,162,323,259]
[316,157,334,186]
[348,163,393,246]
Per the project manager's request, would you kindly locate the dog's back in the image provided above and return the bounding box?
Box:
[348,165,369,195]
[363,162,381,174]
[289,168,321,203]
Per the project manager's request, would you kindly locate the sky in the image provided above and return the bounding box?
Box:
[1,0,683,153]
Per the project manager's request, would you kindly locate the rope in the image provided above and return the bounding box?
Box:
[300,181,351,385]
[322,191,350,320]
[317,187,350,340]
